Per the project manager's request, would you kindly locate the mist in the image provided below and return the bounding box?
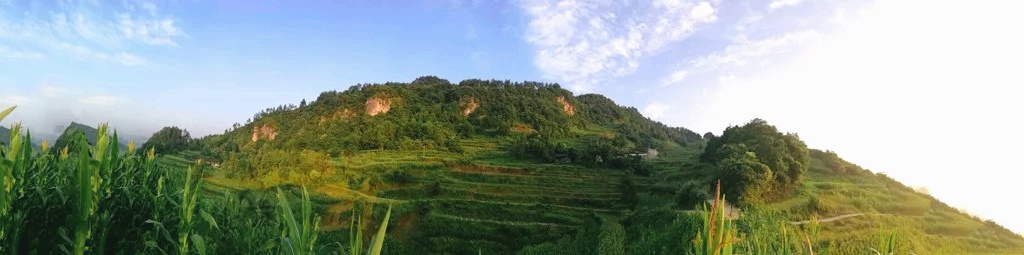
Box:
[0,85,222,143]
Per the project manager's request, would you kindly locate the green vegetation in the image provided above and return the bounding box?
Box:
[141,126,197,155]
[702,118,810,204]
[0,106,392,254]
[4,76,1023,254]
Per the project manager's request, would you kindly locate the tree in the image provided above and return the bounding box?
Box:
[299,99,307,108]
[703,132,715,140]
[676,181,710,209]
[715,144,773,203]
[701,119,809,203]
[141,126,194,154]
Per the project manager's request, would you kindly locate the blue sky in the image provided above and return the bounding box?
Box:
[3,0,1024,233]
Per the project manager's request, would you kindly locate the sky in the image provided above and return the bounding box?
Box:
[2,0,1023,233]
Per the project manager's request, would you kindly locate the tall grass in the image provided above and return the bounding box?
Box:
[276,186,321,255]
[693,180,738,255]
[346,203,393,255]
[1,106,27,254]
[873,228,898,255]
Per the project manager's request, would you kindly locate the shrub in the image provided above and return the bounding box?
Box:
[676,181,710,209]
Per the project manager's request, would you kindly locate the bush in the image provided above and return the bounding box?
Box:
[384,169,414,184]
[676,181,710,209]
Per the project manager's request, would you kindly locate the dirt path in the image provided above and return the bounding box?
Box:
[432,213,571,227]
[317,184,409,204]
[790,213,866,225]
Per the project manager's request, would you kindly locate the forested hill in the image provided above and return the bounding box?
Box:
[0,126,9,146]
[198,76,700,162]
[49,122,131,152]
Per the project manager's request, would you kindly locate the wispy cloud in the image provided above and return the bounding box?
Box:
[662,70,689,86]
[642,102,668,120]
[114,52,145,66]
[0,0,185,66]
[519,0,719,92]
[769,0,804,9]
[0,46,45,60]
[664,30,822,83]
[118,14,185,46]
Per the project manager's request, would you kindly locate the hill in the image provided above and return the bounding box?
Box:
[171,76,1022,254]
[49,122,132,152]
[0,126,8,146]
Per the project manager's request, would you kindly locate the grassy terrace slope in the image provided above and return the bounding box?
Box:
[184,139,632,254]
[158,77,1022,254]
[633,144,1024,254]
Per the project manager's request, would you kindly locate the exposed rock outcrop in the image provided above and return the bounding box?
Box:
[366,95,391,116]
[251,124,278,142]
[556,96,575,115]
[461,97,479,116]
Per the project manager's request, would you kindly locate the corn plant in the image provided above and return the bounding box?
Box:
[872,228,898,255]
[368,205,392,255]
[277,186,321,255]
[797,216,821,255]
[55,124,109,255]
[349,207,364,255]
[693,180,738,255]
[347,203,392,255]
[179,166,212,255]
[1,106,29,254]
[144,167,216,255]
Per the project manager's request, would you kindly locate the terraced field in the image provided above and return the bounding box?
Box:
[180,142,634,253]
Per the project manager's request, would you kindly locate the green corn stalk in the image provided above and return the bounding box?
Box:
[872,228,898,255]
[349,207,363,255]
[367,205,392,255]
[179,166,207,255]
[61,125,108,255]
[277,186,321,255]
[799,216,821,255]
[693,180,737,255]
[345,203,391,255]
[1,106,29,254]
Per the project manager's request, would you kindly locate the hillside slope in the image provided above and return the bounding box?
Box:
[179,76,1021,254]
[0,126,8,146]
[49,122,132,152]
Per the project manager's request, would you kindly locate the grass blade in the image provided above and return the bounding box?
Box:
[368,205,392,255]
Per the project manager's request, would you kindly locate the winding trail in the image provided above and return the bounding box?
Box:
[432,213,571,227]
[790,213,866,225]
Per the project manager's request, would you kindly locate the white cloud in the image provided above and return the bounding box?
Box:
[519,0,718,92]
[684,0,1024,233]
[642,102,668,120]
[663,70,689,86]
[0,94,31,105]
[52,42,146,66]
[695,30,821,69]
[118,14,184,46]
[79,95,122,106]
[114,52,144,66]
[0,1,184,65]
[661,30,822,84]
[769,0,804,9]
[0,46,45,60]
[0,85,166,140]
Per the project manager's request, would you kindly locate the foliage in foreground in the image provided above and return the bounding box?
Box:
[0,106,390,254]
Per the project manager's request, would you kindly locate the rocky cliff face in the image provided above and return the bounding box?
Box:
[365,95,391,116]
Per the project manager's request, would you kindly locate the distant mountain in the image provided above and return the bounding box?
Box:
[0,126,8,146]
[50,122,131,152]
